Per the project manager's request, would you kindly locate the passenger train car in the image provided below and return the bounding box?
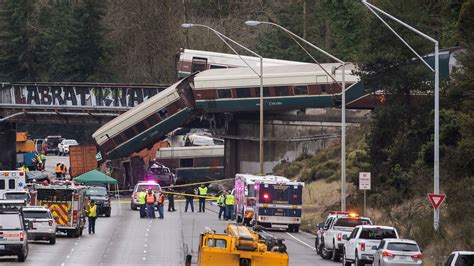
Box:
[176,48,311,78]
[155,145,224,184]
[192,63,360,113]
[92,74,196,159]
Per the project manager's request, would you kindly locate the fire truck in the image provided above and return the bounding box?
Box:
[234,174,304,232]
[33,181,87,237]
[196,223,288,266]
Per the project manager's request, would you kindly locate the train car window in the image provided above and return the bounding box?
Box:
[191,57,207,72]
[210,65,227,69]
[320,84,328,93]
[0,180,5,189]
[274,86,290,96]
[255,87,270,97]
[146,114,160,125]
[180,158,193,167]
[158,109,169,119]
[135,121,147,132]
[236,88,251,98]
[294,86,308,95]
[217,89,232,98]
[124,128,135,139]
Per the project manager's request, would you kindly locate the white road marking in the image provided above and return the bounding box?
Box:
[144,250,147,253]
[285,232,316,251]
[142,257,146,260]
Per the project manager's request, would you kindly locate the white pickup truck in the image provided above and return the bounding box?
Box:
[321,213,372,262]
[342,225,400,266]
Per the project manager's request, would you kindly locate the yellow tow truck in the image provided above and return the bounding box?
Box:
[196,224,289,266]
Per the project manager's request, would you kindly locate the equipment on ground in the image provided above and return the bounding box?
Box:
[234,174,304,232]
[33,181,87,237]
[196,223,288,266]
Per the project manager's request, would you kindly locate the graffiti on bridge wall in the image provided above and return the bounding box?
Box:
[13,85,165,107]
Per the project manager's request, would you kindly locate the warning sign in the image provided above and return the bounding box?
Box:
[428,193,446,209]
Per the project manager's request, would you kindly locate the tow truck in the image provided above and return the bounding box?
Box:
[32,181,87,237]
[196,223,288,266]
[234,174,304,232]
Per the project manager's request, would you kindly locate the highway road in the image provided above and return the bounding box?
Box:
[0,199,337,265]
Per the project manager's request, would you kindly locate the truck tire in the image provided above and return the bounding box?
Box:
[105,209,111,217]
[332,242,340,262]
[49,236,56,245]
[17,246,28,262]
[355,251,364,266]
[342,250,351,266]
[321,244,331,260]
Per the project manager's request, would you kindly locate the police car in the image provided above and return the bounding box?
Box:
[0,204,30,262]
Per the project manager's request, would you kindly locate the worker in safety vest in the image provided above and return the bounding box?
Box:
[39,152,46,168]
[198,184,208,212]
[224,190,235,221]
[145,189,156,218]
[217,191,226,220]
[157,192,165,219]
[87,200,97,234]
[18,165,29,172]
[138,188,147,218]
[55,163,62,179]
[60,163,68,179]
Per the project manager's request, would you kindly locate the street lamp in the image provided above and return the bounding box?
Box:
[181,23,265,175]
[361,1,440,231]
[245,20,348,212]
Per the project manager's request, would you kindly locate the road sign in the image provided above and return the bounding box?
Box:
[359,172,371,190]
[428,193,446,209]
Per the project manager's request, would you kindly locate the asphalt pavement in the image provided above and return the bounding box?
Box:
[0,196,339,265]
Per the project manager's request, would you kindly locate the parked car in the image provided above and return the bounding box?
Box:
[42,136,64,155]
[22,206,57,244]
[130,181,162,210]
[343,225,399,266]
[445,251,474,266]
[86,186,111,217]
[0,207,30,262]
[373,238,423,266]
[58,139,78,156]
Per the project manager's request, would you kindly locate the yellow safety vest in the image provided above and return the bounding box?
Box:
[198,187,208,196]
[225,195,235,205]
[89,205,97,217]
[217,195,225,206]
[138,191,147,205]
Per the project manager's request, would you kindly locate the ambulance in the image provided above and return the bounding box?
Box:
[234,174,304,232]
[33,181,87,237]
[0,171,26,199]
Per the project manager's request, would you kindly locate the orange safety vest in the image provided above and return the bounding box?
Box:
[61,166,67,174]
[158,194,165,204]
[55,165,61,173]
[146,194,155,204]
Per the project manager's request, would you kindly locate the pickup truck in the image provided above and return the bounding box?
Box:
[58,139,78,156]
[321,213,372,262]
[342,225,399,266]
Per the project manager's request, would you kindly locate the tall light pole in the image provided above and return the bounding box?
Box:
[181,23,265,175]
[245,20,348,212]
[361,0,440,231]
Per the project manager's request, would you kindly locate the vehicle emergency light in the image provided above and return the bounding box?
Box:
[337,232,342,241]
[19,171,24,176]
[293,194,298,199]
[73,210,78,220]
[360,242,366,251]
[19,232,24,241]
[263,193,270,201]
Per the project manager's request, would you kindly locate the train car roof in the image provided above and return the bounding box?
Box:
[193,63,358,89]
[92,79,183,140]
[180,49,312,67]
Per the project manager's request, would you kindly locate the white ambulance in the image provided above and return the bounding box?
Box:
[0,171,26,199]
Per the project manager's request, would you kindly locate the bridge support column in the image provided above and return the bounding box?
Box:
[0,122,17,170]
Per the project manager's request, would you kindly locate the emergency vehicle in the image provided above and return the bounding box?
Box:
[234,174,304,232]
[196,223,288,266]
[33,181,87,237]
[0,171,26,199]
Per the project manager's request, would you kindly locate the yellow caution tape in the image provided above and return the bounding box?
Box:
[111,178,235,193]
